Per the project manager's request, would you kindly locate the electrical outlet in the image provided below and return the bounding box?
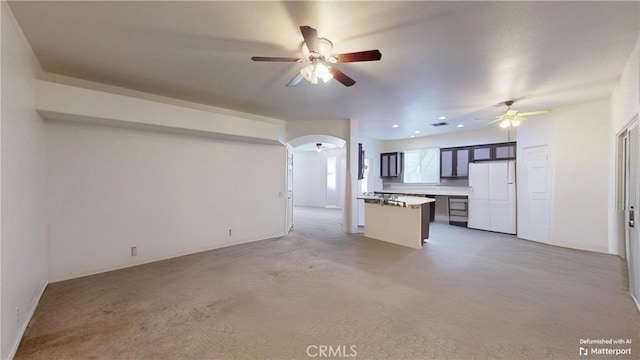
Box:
[131,246,137,257]
[16,307,20,323]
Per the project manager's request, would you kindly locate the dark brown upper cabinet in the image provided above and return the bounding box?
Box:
[380,152,403,177]
[440,147,471,178]
[441,142,516,179]
[471,142,516,162]
[494,142,516,160]
[471,145,492,161]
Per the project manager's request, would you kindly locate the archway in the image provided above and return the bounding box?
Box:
[287,135,347,232]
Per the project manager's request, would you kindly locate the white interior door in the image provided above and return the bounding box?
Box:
[517,145,551,243]
[624,124,639,304]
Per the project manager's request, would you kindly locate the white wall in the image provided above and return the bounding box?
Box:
[1,3,49,358]
[286,120,350,144]
[46,120,287,282]
[383,126,513,152]
[293,148,345,208]
[611,35,640,133]
[552,100,611,253]
[514,98,611,253]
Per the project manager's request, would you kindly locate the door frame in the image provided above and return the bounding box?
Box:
[616,118,638,259]
[617,115,640,310]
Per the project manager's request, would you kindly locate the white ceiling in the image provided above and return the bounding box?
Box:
[8,1,639,140]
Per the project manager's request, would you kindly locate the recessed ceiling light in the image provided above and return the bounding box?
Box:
[438,116,447,120]
[415,130,421,134]
[392,124,399,128]
[410,135,416,138]
[457,124,464,128]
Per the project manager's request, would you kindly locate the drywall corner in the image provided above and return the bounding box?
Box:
[1,2,49,359]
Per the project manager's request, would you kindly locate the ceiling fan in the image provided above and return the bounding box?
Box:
[488,100,551,128]
[251,25,382,87]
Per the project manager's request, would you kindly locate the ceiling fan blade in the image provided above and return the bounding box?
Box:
[334,50,382,63]
[329,67,356,87]
[251,56,303,62]
[300,26,319,53]
[286,73,304,87]
[487,118,504,125]
[518,109,551,117]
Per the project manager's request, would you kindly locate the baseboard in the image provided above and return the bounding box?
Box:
[7,282,48,360]
[49,232,288,283]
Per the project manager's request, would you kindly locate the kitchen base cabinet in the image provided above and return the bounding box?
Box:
[364,197,435,249]
[448,196,468,227]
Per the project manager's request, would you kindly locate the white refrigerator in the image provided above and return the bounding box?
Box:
[468,160,516,234]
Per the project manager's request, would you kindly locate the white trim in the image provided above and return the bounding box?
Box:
[48,235,284,283]
[7,282,48,360]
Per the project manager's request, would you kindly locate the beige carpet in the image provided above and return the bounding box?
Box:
[16,207,640,359]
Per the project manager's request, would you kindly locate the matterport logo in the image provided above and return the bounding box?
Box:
[306,344,358,358]
[579,338,633,356]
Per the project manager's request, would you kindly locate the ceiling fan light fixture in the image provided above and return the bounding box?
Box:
[316,143,323,152]
[316,63,333,83]
[511,119,521,127]
[300,62,333,84]
[252,26,380,87]
[500,119,510,128]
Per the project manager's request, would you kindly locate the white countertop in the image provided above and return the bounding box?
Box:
[396,196,436,206]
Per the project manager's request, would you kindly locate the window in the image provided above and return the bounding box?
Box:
[404,147,440,183]
[327,157,338,206]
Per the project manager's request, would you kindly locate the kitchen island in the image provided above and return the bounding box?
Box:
[374,187,470,222]
[361,195,435,249]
